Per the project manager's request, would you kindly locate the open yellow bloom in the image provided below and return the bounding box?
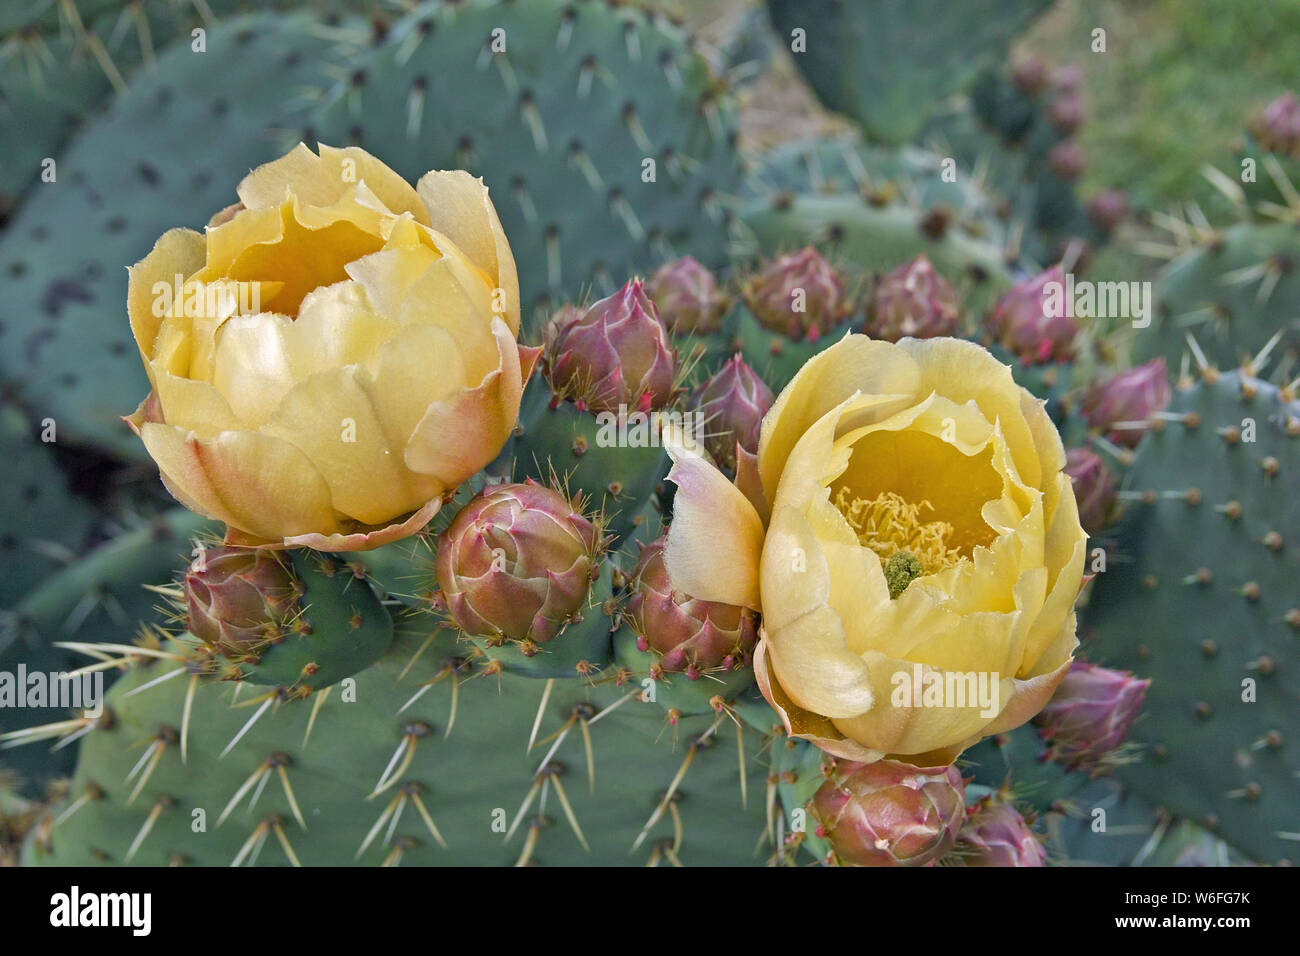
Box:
[125,143,538,550]
[664,335,1087,765]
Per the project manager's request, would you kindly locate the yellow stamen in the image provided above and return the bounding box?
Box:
[833,488,964,574]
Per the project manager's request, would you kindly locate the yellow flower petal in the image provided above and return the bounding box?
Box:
[236,142,429,225]
[754,640,888,763]
[344,237,442,319]
[139,422,340,541]
[362,322,467,448]
[403,317,531,486]
[829,651,1010,757]
[397,253,502,383]
[209,282,397,427]
[894,336,1044,490]
[417,169,521,336]
[763,601,876,719]
[662,446,765,609]
[150,367,241,439]
[126,228,206,370]
[224,199,385,316]
[261,365,440,525]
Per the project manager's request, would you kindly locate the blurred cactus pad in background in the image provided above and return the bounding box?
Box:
[0,0,1297,868]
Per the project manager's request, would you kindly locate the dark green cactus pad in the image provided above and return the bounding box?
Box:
[302,0,743,327]
[5,508,215,655]
[514,385,669,544]
[0,26,117,220]
[967,724,1251,866]
[0,401,98,612]
[346,535,439,611]
[236,553,393,691]
[1082,370,1300,864]
[27,623,774,866]
[1140,222,1300,378]
[766,0,1051,144]
[0,0,379,222]
[0,11,351,457]
[1,508,213,792]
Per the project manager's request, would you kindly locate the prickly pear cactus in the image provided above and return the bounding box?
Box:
[1082,368,1300,864]
[302,0,744,326]
[25,598,772,866]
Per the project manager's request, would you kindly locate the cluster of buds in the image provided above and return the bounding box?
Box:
[986,265,1079,364]
[950,798,1047,866]
[624,536,757,677]
[185,546,301,661]
[1250,91,1300,158]
[1047,64,1086,134]
[1064,448,1118,535]
[689,355,774,471]
[435,481,604,653]
[810,759,967,866]
[864,254,961,341]
[1080,359,1172,448]
[647,256,729,336]
[1035,661,1150,774]
[1012,55,1085,138]
[742,247,853,342]
[542,279,677,413]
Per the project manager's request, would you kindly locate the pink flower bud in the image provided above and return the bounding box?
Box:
[185,547,299,658]
[1086,189,1130,233]
[1065,447,1118,535]
[435,481,601,645]
[811,759,966,866]
[987,265,1079,364]
[543,279,677,412]
[1081,359,1172,449]
[689,355,774,470]
[1011,56,1050,97]
[1052,65,1084,94]
[625,536,757,675]
[865,254,961,341]
[1048,91,1085,134]
[1047,140,1086,180]
[1251,91,1300,157]
[742,247,852,341]
[953,799,1047,866]
[648,256,729,335]
[1036,661,1150,774]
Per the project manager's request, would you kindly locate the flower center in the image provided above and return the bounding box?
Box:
[833,487,964,577]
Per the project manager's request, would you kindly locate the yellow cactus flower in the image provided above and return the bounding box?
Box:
[124,143,538,551]
[664,334,1087,765]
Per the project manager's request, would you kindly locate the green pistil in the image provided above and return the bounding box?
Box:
[885,551,925,599]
